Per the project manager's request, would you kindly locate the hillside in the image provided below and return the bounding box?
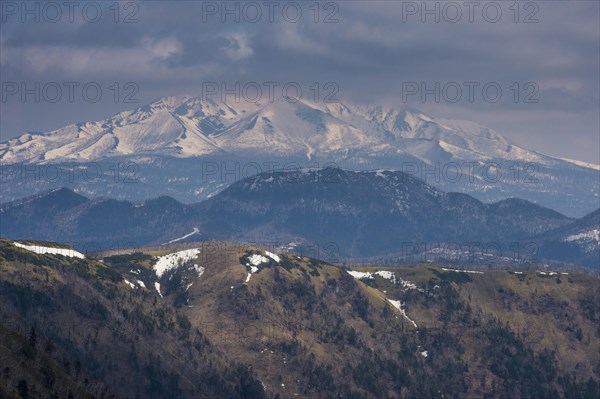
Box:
[1,239,598,398]
[195,168,575,259]
[535,209,600,267]
[0,188,195,249]
[3,168,594,268]
[0,239,265,399]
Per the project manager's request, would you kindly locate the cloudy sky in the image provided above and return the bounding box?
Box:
[1,0,599,163]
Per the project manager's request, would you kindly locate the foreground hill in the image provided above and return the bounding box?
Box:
[1,239,598,398]
[0,239,265,399]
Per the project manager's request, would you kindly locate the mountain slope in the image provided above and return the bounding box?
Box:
[0,97,546,164]
[0,97,593,170]
[0,239,266,399]
[1,96,598,216]
[182,244,600,398]
[0,97,248,162]
[1,168,586,266]
[195,168,573,258]
[536,209,600,267]
[1,239,598,398]
[0,189,197,249]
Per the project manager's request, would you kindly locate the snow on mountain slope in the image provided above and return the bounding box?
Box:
[0,97,258,162]
[13,241,85,259]
[1,96,598,216]
[163,227,200,245]
[564,229,600,245]
[558,158,600,171]
[154,248,201,277]
[0,95,591,170]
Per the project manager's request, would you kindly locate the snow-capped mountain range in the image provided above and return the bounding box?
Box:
[1,96,598,216]
[0,95,588,165]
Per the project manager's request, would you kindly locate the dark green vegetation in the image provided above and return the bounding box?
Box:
[1,239,598,398]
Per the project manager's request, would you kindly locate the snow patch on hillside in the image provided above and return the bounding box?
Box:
[248,254,269,266]
[185,265,205,291]
[245,265,259,283]
[194,265,205,277]
[347,270,397,282]
[163,227,200,244]
[155,282,163,297]
[154,248,201,277]
[565,229,600,244]
[373,270,396,282]
[13,242,85,259]
[347,269,422,291]
[265,251,281,263]
[441,267,484,274]
[387,299,418,328]
[347,270,373,279]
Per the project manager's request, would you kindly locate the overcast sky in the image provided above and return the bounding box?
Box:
[1,0,598,163]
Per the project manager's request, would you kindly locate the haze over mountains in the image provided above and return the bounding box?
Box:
[1,96,598,216]
[1,169,598,267]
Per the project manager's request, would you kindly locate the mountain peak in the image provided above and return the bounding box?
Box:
[1,95,595,175]
[1,187,88,210]
[148,95,193,110]
[0,96,530,164]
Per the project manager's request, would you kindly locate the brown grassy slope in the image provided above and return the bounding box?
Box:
[176,244,599,398]
[0,239,265,399]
